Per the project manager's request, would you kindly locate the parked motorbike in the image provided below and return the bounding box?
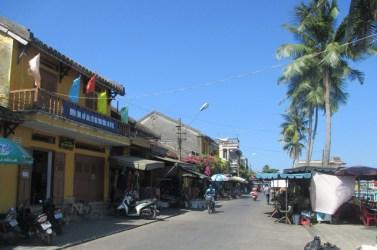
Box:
[0,208,21,244]
[43,199,65,235]
[17,205,53,245]
[205,195,215,214]
[117,192,158,219]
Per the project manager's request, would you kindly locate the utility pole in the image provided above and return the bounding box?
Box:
[177,118,182,161]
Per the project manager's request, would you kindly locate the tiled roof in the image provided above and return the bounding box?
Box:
[0,16,125,96]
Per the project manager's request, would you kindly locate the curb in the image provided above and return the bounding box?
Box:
[57,210,185,249]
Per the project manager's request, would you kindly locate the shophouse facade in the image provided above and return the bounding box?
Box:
[0,17,129,212]
[218,138,242,175]
[138,111,218,160]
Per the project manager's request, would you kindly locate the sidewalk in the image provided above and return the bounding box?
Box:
[262,195,377,250]
[6,208,185,250]
[304,222,377,250]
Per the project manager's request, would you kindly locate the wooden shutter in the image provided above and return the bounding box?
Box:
[53,152,65,205]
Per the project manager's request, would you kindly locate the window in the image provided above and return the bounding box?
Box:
[223,149,228,160]
[40,69,58,93]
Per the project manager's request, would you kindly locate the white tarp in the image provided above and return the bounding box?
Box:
[310,172,355,215]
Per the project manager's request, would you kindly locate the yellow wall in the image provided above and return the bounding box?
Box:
[9,43,112,115]
[1,125,110,209]
[0,165,18,213]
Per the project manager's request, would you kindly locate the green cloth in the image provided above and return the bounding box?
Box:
[97,91,107,114]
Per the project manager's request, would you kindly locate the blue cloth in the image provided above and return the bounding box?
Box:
[69,76,81,103]
[205,188,216,197]
[120,106,128,124]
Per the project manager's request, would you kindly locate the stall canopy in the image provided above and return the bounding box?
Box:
[0,138,33,165]
[256,173,279,180]
[181,167,211,180]
[211,174,229,182]
[335,166,377,180]
[228,176,248,183]
[110,156,164,171]
[279,173,312,179]
[255,172,311,180]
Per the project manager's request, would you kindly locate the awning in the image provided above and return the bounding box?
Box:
[110,156,164,171]
[153,155,184,164]
[0,138,33,165]
[335,166,377,180]
[228,176,248,183]
[256,173,279,180]
[181,167,211,180]
[255,172,311,180]
[279,173,312,179]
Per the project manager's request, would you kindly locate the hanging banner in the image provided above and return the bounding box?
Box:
[0,34,13,108]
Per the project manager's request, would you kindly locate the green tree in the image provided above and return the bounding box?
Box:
[280,107,306,166]
[277,0,365,166]
[262,165,279,173]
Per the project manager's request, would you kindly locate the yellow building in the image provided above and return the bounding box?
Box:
[0,17,129,212]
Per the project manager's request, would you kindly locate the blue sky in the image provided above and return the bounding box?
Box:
[1,0,376,171]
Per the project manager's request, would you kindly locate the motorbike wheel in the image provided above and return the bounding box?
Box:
[54,222,63,235]
[141,208,155,220]
[40,232,52,245]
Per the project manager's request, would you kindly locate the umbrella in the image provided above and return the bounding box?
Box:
[228,176,248,183]
[211,174,229,182]
[0,138,33,165]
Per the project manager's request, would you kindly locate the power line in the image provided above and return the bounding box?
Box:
[48,32,376,101]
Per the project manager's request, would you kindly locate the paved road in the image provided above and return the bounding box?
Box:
[70,195,312,250]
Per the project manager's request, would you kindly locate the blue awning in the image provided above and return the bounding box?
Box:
[279,173,312,179]
[255,172,311,180]
[256,173,279,180]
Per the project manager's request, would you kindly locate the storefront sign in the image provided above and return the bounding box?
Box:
[63,102,120,134]
[59,137,74,150]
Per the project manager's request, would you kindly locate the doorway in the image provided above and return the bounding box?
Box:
[30,150,53,204]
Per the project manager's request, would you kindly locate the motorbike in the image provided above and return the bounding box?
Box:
[17,205,54,245]
[304,236,340,250]
[250,188,258,201]
[117,192,158,220]
[0,208,21,244]
[43,199,65,235]
[205,195,215,214]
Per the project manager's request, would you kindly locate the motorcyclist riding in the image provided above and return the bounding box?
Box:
[205,184,216,213]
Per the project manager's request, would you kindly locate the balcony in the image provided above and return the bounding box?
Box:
[9,88,129,136]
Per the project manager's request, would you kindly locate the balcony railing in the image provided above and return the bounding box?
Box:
[9,88,129,136]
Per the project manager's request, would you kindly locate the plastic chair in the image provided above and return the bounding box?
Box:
[275,205,293,224]
[361,207,377,226]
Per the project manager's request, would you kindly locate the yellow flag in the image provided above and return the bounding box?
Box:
[97,91,107,114]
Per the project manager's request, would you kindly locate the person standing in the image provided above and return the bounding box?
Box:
[264,184,270,205]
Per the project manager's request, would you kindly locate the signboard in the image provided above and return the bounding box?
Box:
[63,102,120,134]
[59,137,74,150]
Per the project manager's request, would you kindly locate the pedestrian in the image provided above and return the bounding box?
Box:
[263,184,270,205]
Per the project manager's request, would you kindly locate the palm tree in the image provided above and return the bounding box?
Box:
[346,0,377,54]
[280,108,307,167]
[277,0,365,166]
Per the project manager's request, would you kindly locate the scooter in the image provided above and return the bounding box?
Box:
[117,192,158,220]
[17,205,54,245]
[205,195,215,214]
[250,188,258,201]
[0,208,21,244]
[43,199,65,235]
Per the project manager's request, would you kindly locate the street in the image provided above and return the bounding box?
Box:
[70,196,312,250]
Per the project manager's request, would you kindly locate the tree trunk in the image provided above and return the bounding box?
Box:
[310,106,319,162]
[306,107,313,166]
[323,70,331,167]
